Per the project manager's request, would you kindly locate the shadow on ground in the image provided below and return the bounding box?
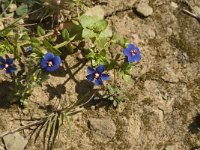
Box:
[75,80,113,110]
[0,80,15,109]
[46,84,66,101]
[188,114,200,134]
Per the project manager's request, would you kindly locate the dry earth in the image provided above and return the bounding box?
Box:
[0,0,200,150]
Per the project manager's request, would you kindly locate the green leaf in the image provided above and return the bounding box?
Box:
[88,19,108,32]
[99,27,113,38]
[62,29,69,41]
[37,26,45,36]
[80,15,100,28]
[95,37,109,50]
[68,24,83,41]
[0,27,13,37]
[16,4,28,16]
[21,34,30,40]
[65,43,75,54]
[120,37,128,48]
[82,28,97,39]
[86,53,94,59]
[100,49,106,57]
[122,74,131,82]
[43,39,61,55]
[30,37,40,47]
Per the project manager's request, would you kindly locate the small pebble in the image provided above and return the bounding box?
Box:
[147,29,156,39]
[170,2,178,9]
[136,2,153,17]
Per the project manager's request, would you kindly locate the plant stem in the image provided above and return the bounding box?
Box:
[0,119,45,138]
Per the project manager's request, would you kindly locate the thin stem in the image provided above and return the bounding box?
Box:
[60,89,97,113]
[0,119,44,138]
[183,9,200,20]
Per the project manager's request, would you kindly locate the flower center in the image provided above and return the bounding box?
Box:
[48,61,53,67]
[130,50,137,56]
[5,64,9,68]
[94,72,100,79]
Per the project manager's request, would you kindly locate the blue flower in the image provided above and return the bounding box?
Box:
[86,65,109,86]
[123,44,141,63]
[40,52,61,72]
[0,57,17,74]
[26,46,32,53]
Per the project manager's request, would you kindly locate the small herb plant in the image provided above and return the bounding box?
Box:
[0,0,141,148]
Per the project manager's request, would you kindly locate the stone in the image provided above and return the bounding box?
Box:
[3,132,28,150]
[164,145,175,150]
[88,118,116,143]
[136,2,153,17]
[170,2,178,9]
[153,109,164,122]
[147,29,156,39]
[167,28,173,36]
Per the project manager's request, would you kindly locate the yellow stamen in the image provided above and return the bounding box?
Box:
[48,61,53,67]
[130,50,137,56]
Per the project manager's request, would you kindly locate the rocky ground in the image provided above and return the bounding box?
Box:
[0,0,200,150]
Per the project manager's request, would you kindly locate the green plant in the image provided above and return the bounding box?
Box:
[0,0,142,149]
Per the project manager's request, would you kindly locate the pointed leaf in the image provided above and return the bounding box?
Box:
[37,26,45,36]
[62,29,69,41]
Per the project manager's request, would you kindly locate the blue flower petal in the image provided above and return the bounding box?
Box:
[134,54,141,62]
[40,59,48,68]
[0,64,5,70]
[87,66,95,74]
[86,74,94,82]
[101,74,109,81]
[124,44,136,56]
[6,58,14,65]
[52,56,61,66]
[0,57,5,64]
[5,66,16,74]
[124,44,141,63]
[128,56,137,63]
[44,52,54,60]
[96,65,104,74]
[95,78,103,85]
[45,65,60,72]
[127,44,136,50]
[5,69,11,74]
[40,53,61,72]
[10,66,17,72]
[26,46,33,52]
[123,48,131,57]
